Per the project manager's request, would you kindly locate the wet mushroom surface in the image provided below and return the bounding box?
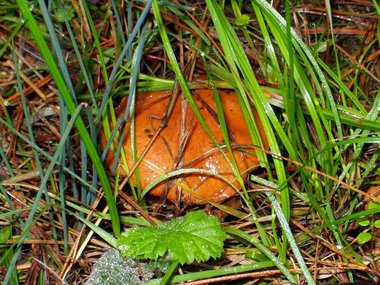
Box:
[101,89,268,204]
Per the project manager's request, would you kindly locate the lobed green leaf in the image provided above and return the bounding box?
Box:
[118,211,227,265]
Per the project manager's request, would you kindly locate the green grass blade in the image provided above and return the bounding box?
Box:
[0,20,22,59]
[0,117,97,191]
[205,1,290,248]
[251,0,342,138]
[15,0,120,235]
[266,190,315,284]
[224,227,297,283]
[69,209,118,248]
[110,0,126,47]
[140,168,240,201]
[97,0,153,122]
[55,0,97,109]
[3,103,84,283]
[13,51,57,237]
[81,0,109,85]
[145,261,275,284]
[151,0,250,199]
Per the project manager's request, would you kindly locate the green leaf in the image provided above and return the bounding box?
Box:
[368,200,380,209]
[118,211,227,265]
[374,220,380,229]
[55,5,74,22]
[357,232,372,245]
[358,219,370,227]
[235,14,250,26]
[0,225,12,243]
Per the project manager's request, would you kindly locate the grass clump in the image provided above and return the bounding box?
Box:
[0,0,379,284]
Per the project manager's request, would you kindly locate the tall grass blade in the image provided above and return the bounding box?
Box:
[224,227,297,283]
[3,103,84,283]
[54,0,97,109]
[16,0,120,235]
[96,0,153,123]
[205,0,289,249]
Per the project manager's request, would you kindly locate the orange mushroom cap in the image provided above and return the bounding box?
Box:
[101,89,267,204]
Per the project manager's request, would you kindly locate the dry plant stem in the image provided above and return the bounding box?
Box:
[336,45,380,84]
[4,35,117,106]
[33,224,65,265]
[4,239,71,245]
[181,269,293,285]
[163,267,376,285]
[306,258,374,274]
[159,82,181,129]
[6,107,23,159]
[365,50,380,63]
[163,4,227,68]
[4,64,52,106]
[118,191,157,226]
[74,205,110,260]
[118,83,182,202]
[165,36,203,204]
[295,4,377,23]
[6,61,46,100]
[1,170,40,185]
[147,266,370,285]
[313,238,321,282]
[249,145,380,203]
[301,26,375,36]
[291,219,368,270]
[119,126,161,188]
[76,0,92,40]
[59,217,91,280]
[33,111,60,138]
[32,258,66,284]
[59,193,104,280]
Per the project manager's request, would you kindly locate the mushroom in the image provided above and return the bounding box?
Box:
[101,89,267,204]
